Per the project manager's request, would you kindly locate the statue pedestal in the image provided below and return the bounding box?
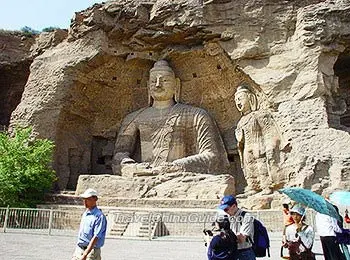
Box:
[75,172,235,202]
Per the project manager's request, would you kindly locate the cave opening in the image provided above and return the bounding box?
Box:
[0,62,30,128]
[334,48,350,128]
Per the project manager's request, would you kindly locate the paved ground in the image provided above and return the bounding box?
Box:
[1,232,326,260]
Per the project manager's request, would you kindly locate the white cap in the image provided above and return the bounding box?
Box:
[79,188,98,198]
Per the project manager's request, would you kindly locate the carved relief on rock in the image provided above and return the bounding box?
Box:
[234,84,290,196]
[112,59,230,176]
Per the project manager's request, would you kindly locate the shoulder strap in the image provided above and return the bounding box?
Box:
[298,224,314,251]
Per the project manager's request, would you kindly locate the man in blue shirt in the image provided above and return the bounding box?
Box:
[72,188,107,260]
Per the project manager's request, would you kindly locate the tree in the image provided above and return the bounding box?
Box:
[20,26,39,36]
[0,127,56,207]
[42,26,60,32]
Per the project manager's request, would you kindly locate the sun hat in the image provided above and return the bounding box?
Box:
[289,204,306,216]
[79,188,98,198]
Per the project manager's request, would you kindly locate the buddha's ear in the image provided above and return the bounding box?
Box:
[249,92,258,111]
[147,81,153,106]
[174,77,181,103]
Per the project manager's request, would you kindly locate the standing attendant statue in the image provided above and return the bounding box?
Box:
[112,60,229,176]
[234,85,289,195]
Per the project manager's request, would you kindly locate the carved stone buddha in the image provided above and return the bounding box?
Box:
[112,60,229,176]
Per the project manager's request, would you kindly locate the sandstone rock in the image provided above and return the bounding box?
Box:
[30,29,68,57]
[75,172,235,200]
[0,31,34,126]
[5,0,350,206]
[238,195,274,210]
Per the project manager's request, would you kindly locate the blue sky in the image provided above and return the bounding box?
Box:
[0,0,103,31]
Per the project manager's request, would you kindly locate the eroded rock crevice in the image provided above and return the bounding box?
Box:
[335,48,350,128]
[0,62,31,127]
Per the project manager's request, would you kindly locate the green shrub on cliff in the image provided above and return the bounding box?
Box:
[0,127,56,207]
[42,26,60,32]
[20,26,39,36]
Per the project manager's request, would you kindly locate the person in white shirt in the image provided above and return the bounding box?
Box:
[283,204,315,260]
[315,212,345,260]
[218,195,256,260]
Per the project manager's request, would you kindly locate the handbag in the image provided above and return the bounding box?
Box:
[280,245,290,259]
[285,240,315,260]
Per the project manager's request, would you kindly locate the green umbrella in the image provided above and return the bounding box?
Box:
[279,187,350,260]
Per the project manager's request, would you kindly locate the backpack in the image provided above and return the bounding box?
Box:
[208,230,238,260]
[336,228,350,245]
[241,211,270,258]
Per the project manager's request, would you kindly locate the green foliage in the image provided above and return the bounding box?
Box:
[20,26,39,36]
[42,26,60,32]
[0,127,56,207]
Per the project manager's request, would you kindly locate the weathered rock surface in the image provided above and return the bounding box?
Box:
[0,31,34,127]
[30,29,68,56]
[0,29,67,128]
[6,0,350,206]
[75,172,235,199]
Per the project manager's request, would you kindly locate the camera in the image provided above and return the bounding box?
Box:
[203,229,213,236]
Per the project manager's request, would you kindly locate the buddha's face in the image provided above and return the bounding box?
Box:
[149,70,176,101]
[235,91,251,114]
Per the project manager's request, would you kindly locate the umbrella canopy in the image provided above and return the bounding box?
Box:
[330,191,350,206]
[279,187,340,221]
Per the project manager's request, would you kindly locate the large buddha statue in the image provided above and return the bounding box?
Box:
[234,85,289,195]
[112,60,229,176]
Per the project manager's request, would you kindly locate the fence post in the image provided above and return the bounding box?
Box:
[3,205,9,233]
[148,212,152,241]
[48,208,53,235]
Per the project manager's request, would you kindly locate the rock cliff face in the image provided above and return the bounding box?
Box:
[8,0,350,203]
[0,29,67,128]
[0,31,34,127]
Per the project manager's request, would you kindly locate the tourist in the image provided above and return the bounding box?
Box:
[344,209,350,224]
[283,204,315,260]
[218,195,256,260]
[282,201,294,243]
[71,188,107,260]
[315,211,345,260]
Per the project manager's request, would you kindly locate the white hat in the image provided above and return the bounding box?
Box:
[290,204,306,216]
[80,188,98,198]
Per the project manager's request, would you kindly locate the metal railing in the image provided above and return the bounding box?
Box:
[0,206,82,236]
[1,207,349,239]
[106,208,288,240]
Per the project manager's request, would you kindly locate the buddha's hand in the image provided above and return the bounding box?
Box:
[151,162,184,174]
[121,161,152,176]
[135,162,152,171]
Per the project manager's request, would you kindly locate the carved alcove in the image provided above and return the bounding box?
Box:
[52,43,257,191]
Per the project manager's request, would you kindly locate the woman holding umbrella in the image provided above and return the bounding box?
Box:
[282,204,315,260]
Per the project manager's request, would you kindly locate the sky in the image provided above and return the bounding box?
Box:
[0,0,104,31]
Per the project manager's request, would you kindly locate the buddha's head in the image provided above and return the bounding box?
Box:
[148,60,180,106]
[234,85,258,115]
